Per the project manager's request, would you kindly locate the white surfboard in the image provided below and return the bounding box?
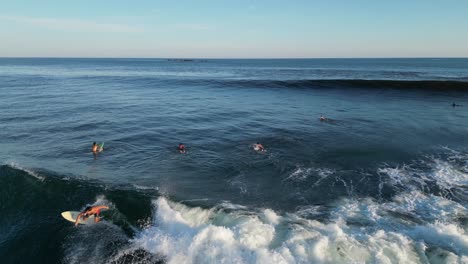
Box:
[61,211,96,225]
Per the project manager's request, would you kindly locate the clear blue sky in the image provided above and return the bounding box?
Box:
[1,0,467,58]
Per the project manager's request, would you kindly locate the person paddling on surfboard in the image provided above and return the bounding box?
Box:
[75,205,109,226]
[178,143,186,154]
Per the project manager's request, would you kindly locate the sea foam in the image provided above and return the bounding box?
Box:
[129,194,467,264]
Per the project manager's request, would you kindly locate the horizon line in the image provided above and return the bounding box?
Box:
[1,56,468,60]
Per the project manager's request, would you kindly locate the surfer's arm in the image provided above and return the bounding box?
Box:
[74,213,84,226]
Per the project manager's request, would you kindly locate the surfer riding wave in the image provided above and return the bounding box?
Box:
[75,205,109,226]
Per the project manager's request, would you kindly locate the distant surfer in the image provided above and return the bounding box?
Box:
[452,102,462,107]
[75,205,109,226]
[253,142,265,152]
[178,143,186,154]
[92,142,104,153]
[92,142,98,153]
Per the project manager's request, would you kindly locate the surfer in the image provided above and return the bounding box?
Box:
[92,142,98,153]
[92,142,104,153]
[452,102,462,107]
[178,143,186,153]
[74,205,109,226]
[319,115,327,121]
[254,142,265,152]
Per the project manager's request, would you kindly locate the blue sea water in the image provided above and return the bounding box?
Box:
[0,58,467,263]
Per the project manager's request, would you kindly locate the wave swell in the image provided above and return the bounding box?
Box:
[214,79,468,91]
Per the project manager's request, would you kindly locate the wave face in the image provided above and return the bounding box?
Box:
[213,79,468,91]
[0,165,154,264]
[1,58,468,263]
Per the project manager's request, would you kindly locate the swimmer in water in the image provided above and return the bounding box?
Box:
[178,143,186,153]
[319,115,327,121]
[254,142,265,152]
[92,142,104,153]
[92,142,98,153]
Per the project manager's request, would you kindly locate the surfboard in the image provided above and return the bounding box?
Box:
[61,211,96,225]
[98,142,104,152]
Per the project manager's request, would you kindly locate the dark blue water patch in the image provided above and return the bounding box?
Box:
[210,79,468,91]
[0,165,155,263]
[71,76,468,91]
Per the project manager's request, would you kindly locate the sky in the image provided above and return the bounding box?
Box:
[1,0,468,58]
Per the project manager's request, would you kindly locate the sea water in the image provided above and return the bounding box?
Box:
[0,58,467,263]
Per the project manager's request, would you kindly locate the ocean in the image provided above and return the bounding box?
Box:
[0,58,467,263]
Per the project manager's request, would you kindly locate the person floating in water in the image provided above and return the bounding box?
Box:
[178,143,186,153]
[253,142,265,152]
[74,205,109,226]
[319,115,327,121]
[92,142,99,153]
[92,142,104,153]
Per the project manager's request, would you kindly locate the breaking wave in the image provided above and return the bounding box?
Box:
[128,194,466,264]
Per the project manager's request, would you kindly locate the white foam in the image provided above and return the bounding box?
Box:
[284,167,313,182]
[378,155,468,194]
[412,222,468,256]
[218,201,248,210]
[284,166,335,183]
[388,190,466,223]
[90,195,112,207]
[295,205,325,218]
[133,184,159,191]
[313,168,336,186]
[431,159,468,189]
[263,209,280,225]
[378,166,409,186]
[316,168,335,179]
[129,195,467,264]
